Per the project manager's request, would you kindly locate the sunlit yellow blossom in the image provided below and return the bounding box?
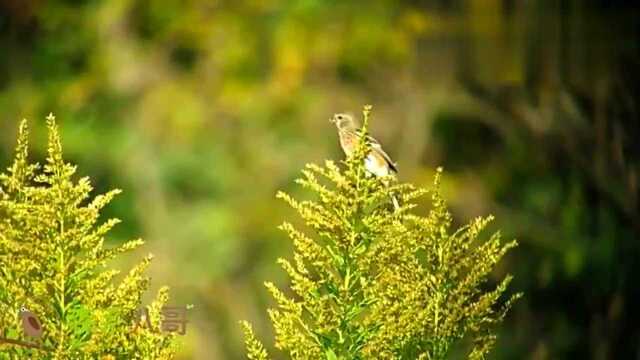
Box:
[243,106,520,359]
[0,116,178,359]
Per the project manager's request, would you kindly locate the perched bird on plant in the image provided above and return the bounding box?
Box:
[330,113,400,210]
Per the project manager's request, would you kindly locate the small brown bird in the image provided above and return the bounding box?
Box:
[19,306,43,338]
[330,113,400,209]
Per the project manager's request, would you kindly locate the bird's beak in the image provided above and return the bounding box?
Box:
[329,117,335,123]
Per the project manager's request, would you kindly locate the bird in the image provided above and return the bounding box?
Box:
[330,113,400,210]
[18,306,43,338]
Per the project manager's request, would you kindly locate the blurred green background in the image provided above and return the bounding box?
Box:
[1,0,639,358]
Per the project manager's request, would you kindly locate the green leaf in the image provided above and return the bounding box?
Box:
[325,348,339,360]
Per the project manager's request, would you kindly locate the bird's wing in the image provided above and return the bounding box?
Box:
[356,128,398,173]
[372,145,398,173]
[355,129,382,146]
[28,316,41,330]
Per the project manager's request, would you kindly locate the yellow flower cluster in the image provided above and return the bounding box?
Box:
[243,106,521,359]
[0,116,177,359]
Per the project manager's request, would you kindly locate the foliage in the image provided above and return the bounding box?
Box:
[0,115,177,359]
[243,106,520,359]
[1,1,638,358]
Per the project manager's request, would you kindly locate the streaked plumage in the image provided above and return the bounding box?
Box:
[330,113,400,209]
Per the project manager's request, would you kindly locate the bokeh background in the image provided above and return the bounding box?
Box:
[1,0,639,358]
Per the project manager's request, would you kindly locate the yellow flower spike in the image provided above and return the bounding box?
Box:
[0,116,178,358]
[243,105,520,359]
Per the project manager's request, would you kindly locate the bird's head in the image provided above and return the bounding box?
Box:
[330,113,356,130]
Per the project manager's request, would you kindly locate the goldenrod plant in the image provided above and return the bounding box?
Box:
[0,115,177,359]
[242,106,521,360]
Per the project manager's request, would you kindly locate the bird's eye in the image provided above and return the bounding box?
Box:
[337,115,343,120]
